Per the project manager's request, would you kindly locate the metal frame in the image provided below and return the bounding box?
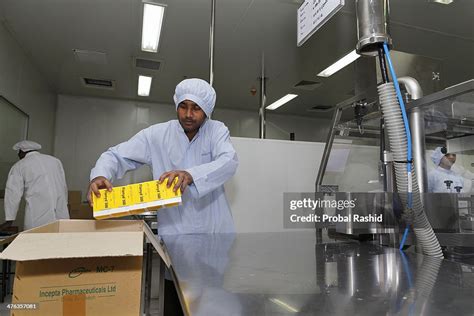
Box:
[209,0,216,86]
[316,79,474,192]
[405,79,474,112]
[259,53,266,139]
[315,106,342,191]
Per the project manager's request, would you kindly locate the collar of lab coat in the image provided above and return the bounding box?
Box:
[175,119,208,143]
[24,151,40,158]
[436,165,455,175]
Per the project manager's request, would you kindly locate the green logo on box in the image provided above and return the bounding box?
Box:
[68,267,91,278]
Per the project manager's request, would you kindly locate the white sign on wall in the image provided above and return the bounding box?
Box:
[297,0,345,47]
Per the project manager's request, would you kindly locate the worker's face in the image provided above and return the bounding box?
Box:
[177,100,206,133]
[18,150,26,160]
[440,154,456,169]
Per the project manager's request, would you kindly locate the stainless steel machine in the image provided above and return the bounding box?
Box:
[317,79,474,254]
[315,0,474,261]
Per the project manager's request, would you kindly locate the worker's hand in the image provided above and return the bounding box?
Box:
[87,176,113,207]
[159,170,193,193]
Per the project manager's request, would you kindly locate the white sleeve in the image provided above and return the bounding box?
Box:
[56,161,70,219]
[185,125,238,199]
[4,165,24,221]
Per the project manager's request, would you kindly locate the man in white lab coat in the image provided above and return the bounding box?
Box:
[1,140,70,231]
[88,78,238,316]
[88,78,238,235]
[428,147,472,193]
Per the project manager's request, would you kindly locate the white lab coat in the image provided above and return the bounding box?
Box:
[427,166,466,193]
[90,119,238,235]
[4,151,70,230]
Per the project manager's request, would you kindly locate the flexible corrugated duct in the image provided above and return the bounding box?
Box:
[378,83,443,258]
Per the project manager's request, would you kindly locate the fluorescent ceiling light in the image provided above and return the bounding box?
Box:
[317,50,361,77]
[269,298,299,313]
[138,75,152,96]
[429,0,453,4]
[141,3,165,52]
[266,94,298,110]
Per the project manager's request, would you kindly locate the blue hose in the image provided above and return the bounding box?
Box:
[383,43,412,176]
[383,43,414,251]
[379,45,443,258]
[399,226,410,250]
[399,249,413,287]
[383,43,413,211]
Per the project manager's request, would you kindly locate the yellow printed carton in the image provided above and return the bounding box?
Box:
[92,179,182,219]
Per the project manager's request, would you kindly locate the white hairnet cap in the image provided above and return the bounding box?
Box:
[431,147,445,166]
[12,140,42,152]
[173,78,216,118]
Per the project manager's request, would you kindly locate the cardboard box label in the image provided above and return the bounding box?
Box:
[13,257,142,316]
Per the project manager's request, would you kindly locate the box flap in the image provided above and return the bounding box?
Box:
[0,221,59,246]
[0,232,143,261]
[57,219,144,232]
[22,221,60,233]
[143,224,172,268]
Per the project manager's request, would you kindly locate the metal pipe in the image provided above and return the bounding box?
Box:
[398,76,423,100]
[316,106,342,191]
[398,77,427,193]
[259,53,266,139]
[383,150,394,192]
[209,0,216,86]
[356,0,392,56]
[410,108,427,192]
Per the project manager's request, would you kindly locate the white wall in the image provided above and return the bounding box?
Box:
[225,137,324,232]
[0,21,57,226]
[54,94,331,200]
[0,23,56,154]
[54,95,161,199]
[214,107,330,142]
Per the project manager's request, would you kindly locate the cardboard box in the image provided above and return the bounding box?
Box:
[68,191,82,205]
[92,180,182,220]
[69,203,94,220]
[0,220,171,316]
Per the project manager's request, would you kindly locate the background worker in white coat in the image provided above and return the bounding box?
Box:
[428,146,472,193]
[1,140,70,231]
[88,78,238,235]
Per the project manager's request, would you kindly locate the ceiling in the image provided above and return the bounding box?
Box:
[0,0,472,119]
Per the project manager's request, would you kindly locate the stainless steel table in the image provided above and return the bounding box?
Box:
[161,231,474,316]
